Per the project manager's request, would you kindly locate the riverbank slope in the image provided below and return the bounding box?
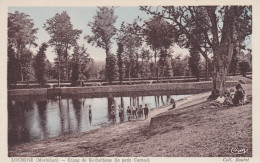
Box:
[8,84,252,157]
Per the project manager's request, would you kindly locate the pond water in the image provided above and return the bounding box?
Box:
[8,91,191,146]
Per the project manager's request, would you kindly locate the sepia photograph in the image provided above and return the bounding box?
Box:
[1,0,259,162]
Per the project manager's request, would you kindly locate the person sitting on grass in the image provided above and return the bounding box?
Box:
[169,98,176,110]
[232,84,245,106]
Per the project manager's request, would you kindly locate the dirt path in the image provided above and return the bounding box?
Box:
[9,84,252,157]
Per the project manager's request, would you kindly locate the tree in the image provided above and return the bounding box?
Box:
[116,42,124,84]
[106,54,118,84]
[171,56,189,76]
[45,59,56,80]
[119,22,142,83]
[189,48,201,81]
[8,11,38,82]
[140,6,252,96]
[164,60,173,77]
[20,49,34,82]
[71,63,80,86]
[229,48,239,75]
[8,45,19,87]
[44,11,82,86]
[34,43,48,87]
[85,7,117,84]
[143,16,175,81]
[140,48,152,78]
[71,44,90,86]
[159,48,172,80]
[238,60,250,77]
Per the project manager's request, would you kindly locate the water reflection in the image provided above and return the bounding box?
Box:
[36,101,47,138]
[8,93,190,146]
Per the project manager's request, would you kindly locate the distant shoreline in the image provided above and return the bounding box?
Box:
[8,81,238,97]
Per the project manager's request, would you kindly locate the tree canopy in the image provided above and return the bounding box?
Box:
[140,6,252,95]
[44,11,82,84]
[85,7,118,55]
[8,11,38,56]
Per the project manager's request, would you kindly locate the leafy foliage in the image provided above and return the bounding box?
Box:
[8,46,19,86]
[71,44,92,85]
[85,7,117,84]
[140,6,252,95]
[85,7,117,54]
[106,54,118,84]
[71,63,80,86]
[143,16,175,80]
[44,11,82,82]
[118,22,142,80]
[229,48,239,75]
[20,49,34,81]
[8,11,38,53]
[238,60,250,77]
[34,43,48,86]
[116,42,124,84]
[8,11,38,83]
[188,48,201,81]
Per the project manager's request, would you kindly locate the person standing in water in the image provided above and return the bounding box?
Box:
[88,105,92,124]
[118,105,124,121]
[111,105,116,122]
[132,104,137,118]
[144,104,149,119]
[88,105,92,117]
[127,106,131,121]
[139,105,143,118]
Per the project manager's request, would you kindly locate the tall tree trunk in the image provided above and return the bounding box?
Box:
[58,48,61,87]
[212,43,234,97]
[128,61,131,84]
[141,58,144,78]
[105,45,110,85]
[161,57,166,83]
[65,44,69,81]
[21,67,24,82]
[206,57,209,81]
[154,48,158,82]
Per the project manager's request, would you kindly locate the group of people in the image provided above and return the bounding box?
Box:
[110,104,149,122]
[216,83,247,106]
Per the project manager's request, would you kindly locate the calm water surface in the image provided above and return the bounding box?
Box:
[8,92,190,146]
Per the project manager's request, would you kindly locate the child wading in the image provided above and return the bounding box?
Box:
[88,105,92,118]
[139,105,143,118]
[88,105,92,124]
[111,105,116,122]
[118,105,124,121]
[127,106,131,121]
[132,105,137,118]
[144,104,149,119]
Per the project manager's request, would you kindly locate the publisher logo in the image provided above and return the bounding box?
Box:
[231,148,248,154]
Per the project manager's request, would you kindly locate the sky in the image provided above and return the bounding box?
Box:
[8,7,251,63]
[8,6,191,62]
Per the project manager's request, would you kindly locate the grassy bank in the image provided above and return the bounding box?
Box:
[8,84,252,157]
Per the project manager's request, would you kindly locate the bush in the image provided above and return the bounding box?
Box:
[238,60,251,77]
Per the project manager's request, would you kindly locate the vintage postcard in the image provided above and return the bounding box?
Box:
[1,0,259,163]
